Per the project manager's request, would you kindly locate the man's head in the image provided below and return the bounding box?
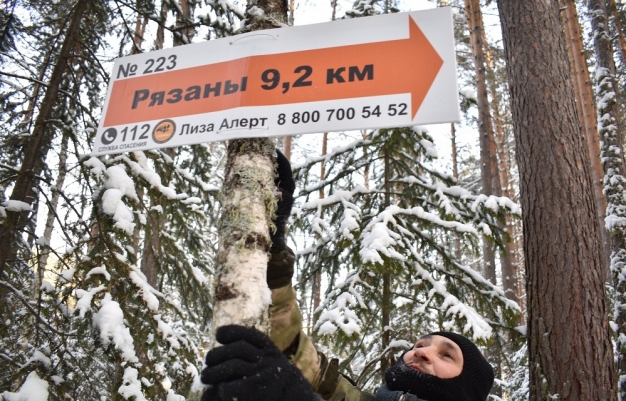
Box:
[385,332,494,401]
[402,334,464,379]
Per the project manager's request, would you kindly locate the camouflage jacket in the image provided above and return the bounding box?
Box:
[269,285,375,401]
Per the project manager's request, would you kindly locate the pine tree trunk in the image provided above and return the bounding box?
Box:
[310,132,327,339]
[485,47,519,304]
[587,0,626,398]
[463,0,497,285]
[496,1,616,399]
[381,147,393,379]
[141,1,195,288]
[0,0,88,311]
[451,123,462,261]
[607,0,626,67]
[559,0,610,269]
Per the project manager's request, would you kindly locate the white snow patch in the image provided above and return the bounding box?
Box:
[83,157,107,177]
[58,268,76,283]
[35,236,49,246]
[92,293,138,363]
[101,188,135,235]
[40,280,55,293]
[117,367,147,401]
[75,285,106,318]
[28,350,51,368]
[460,87,477,101]
[86,266,111,281]
[1,371,49,401]
[2,200,31,212]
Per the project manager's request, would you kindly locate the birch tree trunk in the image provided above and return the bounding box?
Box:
[33,133,69,298]
[496,1,616,399]
[209,0,288,337]
[211,139,277,333]
[587,0,626,397]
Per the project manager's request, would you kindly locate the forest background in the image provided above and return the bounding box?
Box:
[1,0,625,400]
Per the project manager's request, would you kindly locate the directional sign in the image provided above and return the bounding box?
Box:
[92,8,458,156]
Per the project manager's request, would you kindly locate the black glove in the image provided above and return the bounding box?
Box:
[201,325,318,401]
[272,148,295,244]
[375,384,421,401]
[267,149,296,289]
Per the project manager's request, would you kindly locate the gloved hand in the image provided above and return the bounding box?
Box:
[200,325,318,401]
[375,384,421,401]
[267,149,296,289]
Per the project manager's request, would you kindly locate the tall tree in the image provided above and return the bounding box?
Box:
[559,0,610,266]
[209,0,289,336]
[0,0,88,317]
[587,0,626,397]
[496,1,616,399]
[463,0,498,285]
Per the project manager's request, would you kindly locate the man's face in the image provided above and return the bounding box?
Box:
[402,335,464,379]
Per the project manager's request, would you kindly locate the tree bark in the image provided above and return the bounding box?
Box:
[485,46,519,305]
[463,0,497,285]
[451,123,462,261]
[381,146,393,379]
[559,0,610,269]
[496,1,616,399]
[33,133,69,298]
[0,0,88,303]
[607,0,626,67]
[210,0,288,339]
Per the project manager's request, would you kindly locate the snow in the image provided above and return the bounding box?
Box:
[167,391,186,401]
[86,266,111,281]
[389,339,412,349]
[101,188,136,235]
[360,222,405,265]
[129,270,160,311]
[83,157,107,177]
[92,293,139,363]
[75,285,106,318]
[191,266,208,284]
[58,268,76,283]
[117,368,147,401]
[28,350,52,368]
[104,166,138,200]
[419,139,438,158]
[35,236,49,246]
[605,214,626,230]
[161,377,172,391]
[40,280,55,293]
[460,87,477,101]
[318,320,338,335]
[2,200,32,212]
[1,371,49,401]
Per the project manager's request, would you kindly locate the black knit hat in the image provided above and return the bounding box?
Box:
[384,331,494,401]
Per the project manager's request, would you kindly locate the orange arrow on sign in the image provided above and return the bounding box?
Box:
[103,17,443,127]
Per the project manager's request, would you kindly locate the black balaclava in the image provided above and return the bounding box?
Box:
[384,332,494,401]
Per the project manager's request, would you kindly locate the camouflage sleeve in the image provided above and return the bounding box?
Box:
[269,284,375,401]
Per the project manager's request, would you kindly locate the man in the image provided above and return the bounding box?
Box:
[200,150,494,401]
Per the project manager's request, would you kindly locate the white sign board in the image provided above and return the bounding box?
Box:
[92,8,459,156]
